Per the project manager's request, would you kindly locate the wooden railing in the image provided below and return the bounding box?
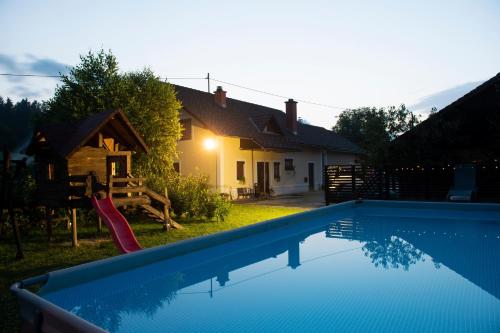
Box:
[106,175,179,230]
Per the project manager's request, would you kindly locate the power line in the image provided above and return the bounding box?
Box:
[162,77,206,81]
[0,72,350,110]
[0,73,206,80]
[0,73,61,78]
[211,78,349,110]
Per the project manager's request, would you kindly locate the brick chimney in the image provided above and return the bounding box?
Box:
[285,99,298,135]
[214,86,227,108]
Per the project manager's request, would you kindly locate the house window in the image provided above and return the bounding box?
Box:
[274,162,280,180]
[47,163,55,180]
[103,138,115,151]
[180,119,192,140]
[285,158,294,171]
[173,162,180,173]
[237,161,245,181]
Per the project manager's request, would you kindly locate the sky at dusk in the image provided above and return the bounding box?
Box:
[1,0,499,128]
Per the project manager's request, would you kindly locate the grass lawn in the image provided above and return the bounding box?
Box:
[0,204,306,332]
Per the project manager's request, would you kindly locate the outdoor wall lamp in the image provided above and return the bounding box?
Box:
[203,138,217,151]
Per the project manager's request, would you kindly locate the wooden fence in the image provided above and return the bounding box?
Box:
[324,163,500,205]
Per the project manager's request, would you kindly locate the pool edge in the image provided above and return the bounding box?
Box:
[11,199,500,332]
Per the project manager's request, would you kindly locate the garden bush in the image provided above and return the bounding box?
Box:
[167,174,232,221]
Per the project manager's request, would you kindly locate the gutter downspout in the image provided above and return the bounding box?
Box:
[251,149,254,190]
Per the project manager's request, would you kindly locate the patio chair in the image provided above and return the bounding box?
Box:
[447,164,477,202]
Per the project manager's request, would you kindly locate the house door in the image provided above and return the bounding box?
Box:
[106,155,127,181]
[308,162,315,191]
[256,162,270,194]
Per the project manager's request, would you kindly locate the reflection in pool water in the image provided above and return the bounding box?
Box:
[43,213,500,333]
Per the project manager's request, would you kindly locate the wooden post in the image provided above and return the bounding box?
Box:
[46,208,53,242]
[0,187,4,238]
[71,208,78,247]
[351,165,356,200]
[97,216,102,233]
[323,165,328,206]
[66,209,71,230]
[163,187,170,231]
[85,173,93,198]
[8,199,24,260]
[0,149,6,238]
[3,147,24,259]
[0,209,4,238]
[107,175,113,199]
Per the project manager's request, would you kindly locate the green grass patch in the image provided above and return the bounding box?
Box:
[0,204,306,332]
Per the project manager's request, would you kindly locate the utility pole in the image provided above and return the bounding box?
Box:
[207,73,210,93]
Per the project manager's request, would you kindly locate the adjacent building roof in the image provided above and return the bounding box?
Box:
[27,109,149,158]
[174,85,363,154]
[389,72,500,164]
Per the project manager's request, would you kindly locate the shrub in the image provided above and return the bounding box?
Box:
[167,174,232,221]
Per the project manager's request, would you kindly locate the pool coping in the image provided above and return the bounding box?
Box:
[11,200,500,332]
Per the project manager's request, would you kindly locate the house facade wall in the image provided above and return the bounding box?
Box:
[176,115,217,185]
[176,112,359,198]
[218,136,324,196]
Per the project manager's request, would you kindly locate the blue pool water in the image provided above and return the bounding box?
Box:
[40,203,500,332]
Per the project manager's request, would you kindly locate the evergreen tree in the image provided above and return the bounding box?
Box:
[0,97,42,151]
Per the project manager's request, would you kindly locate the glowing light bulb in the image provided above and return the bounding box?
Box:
[203,138,217,151]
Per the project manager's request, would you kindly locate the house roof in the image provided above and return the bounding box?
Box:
[27,109,149,158]
[389,72,500,164]
[174,84,363,154]
[397,72,500,140]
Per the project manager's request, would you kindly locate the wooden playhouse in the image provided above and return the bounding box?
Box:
[26,109,177,246]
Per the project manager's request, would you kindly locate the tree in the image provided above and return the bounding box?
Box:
[42,50,182,190]
[43,50,124,122]
[121,69,182,190]
[333,104,419,165]
[428,106,438,118]
[0,97,43,151]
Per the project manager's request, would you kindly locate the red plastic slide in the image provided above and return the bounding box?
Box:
[91,196,142,254]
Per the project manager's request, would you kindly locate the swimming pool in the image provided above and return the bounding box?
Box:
[12,200,500,332]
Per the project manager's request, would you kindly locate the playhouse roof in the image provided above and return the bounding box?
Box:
[27,109,149,158]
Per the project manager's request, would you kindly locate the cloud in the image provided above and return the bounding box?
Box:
[0,54,19,72]
[0,54,69,101]
[0,53,69,77]
[410,80,485,113]
[9,85,47,98]
[29,58,69,76]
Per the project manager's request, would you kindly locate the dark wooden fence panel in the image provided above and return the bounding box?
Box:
[325,163,500,205]
[477,164,500,200]
[324,165,389,203]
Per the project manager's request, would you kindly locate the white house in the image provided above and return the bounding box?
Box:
[174,85,362,198]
